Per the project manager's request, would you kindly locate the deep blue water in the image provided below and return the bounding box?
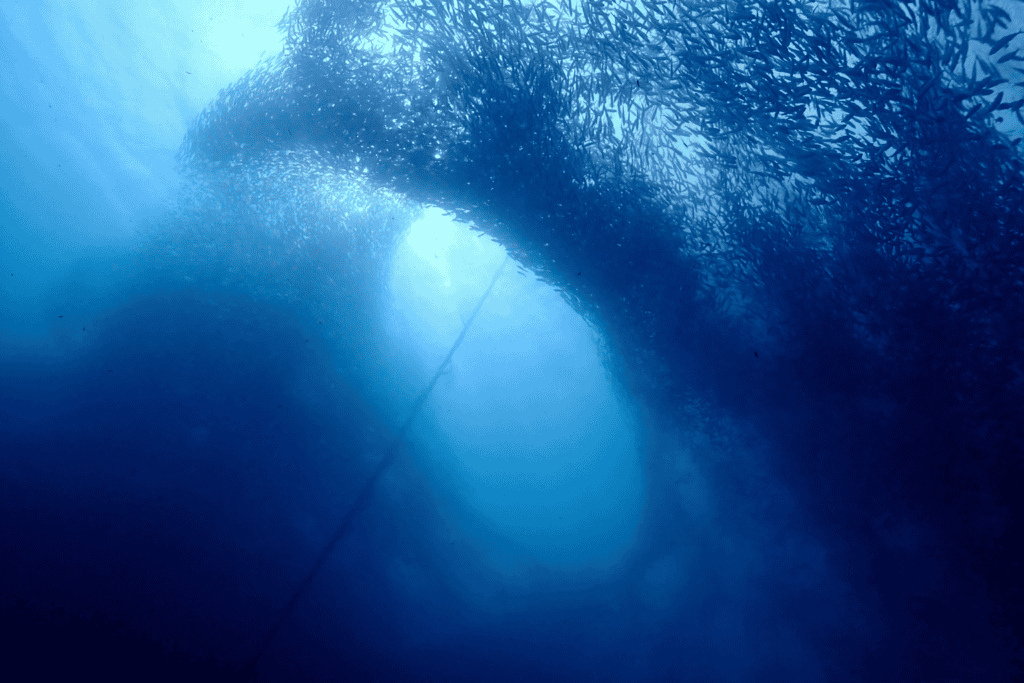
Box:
[2,0,1023,681]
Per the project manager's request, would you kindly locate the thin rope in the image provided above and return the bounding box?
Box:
[245,255,509,679]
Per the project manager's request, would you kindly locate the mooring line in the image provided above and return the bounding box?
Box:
[245,255,509,679]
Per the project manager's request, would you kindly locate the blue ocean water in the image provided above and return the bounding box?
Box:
[1,0,1022,681]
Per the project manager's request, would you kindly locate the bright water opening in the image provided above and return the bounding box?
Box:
[386,207,645,574]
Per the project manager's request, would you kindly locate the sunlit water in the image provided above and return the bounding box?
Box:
[385,208,645,573]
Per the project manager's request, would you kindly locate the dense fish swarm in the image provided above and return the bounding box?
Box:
[177,0,1023,679]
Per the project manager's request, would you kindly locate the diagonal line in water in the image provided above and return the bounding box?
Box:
[245,255,510,679]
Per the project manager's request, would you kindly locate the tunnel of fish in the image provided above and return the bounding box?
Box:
[1,0,1023,681]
